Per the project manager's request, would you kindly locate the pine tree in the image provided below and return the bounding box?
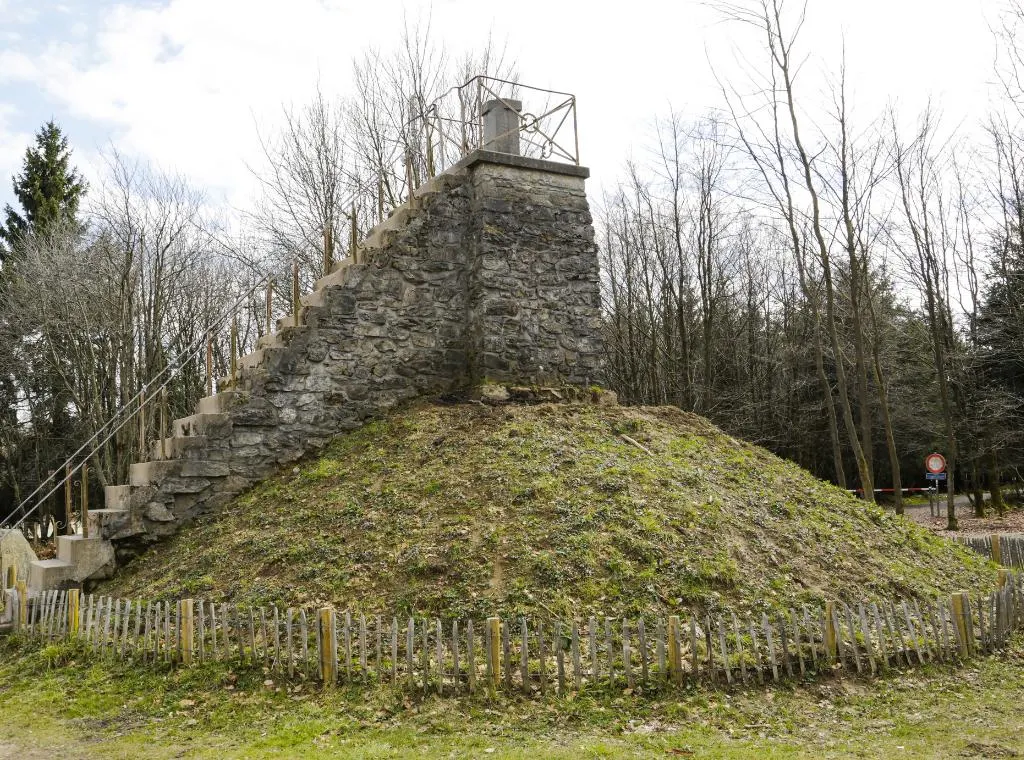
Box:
[0,120,86,259]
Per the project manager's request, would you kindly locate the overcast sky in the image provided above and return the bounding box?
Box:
[0,0,1004,216]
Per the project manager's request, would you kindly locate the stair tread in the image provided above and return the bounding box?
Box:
[32,558,72,568]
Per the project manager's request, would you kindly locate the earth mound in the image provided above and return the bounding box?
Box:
[96,400,994,618]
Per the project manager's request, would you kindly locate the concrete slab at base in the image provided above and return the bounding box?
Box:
[56,534,116,581]
[29,558,73,590]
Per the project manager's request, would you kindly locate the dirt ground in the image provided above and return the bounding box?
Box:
[905,496,1024,536]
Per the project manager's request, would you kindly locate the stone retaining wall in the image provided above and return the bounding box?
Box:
[101,152,604,558]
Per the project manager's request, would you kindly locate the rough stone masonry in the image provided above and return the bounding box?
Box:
[92,104,605,569]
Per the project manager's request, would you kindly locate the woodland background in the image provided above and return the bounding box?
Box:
[3,1,1024,528]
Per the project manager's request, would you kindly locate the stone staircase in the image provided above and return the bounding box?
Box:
[27,147,603,591]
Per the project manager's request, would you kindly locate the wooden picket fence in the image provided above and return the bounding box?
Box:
[957,534,1024,568]
[10,573,1024,695]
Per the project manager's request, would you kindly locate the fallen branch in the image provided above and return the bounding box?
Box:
[620,434,652,455]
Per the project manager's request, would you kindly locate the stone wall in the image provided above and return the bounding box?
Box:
[98,151,604,560]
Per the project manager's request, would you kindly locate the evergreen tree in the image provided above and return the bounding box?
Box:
[0,120,86,259]
[975,209,1024,507]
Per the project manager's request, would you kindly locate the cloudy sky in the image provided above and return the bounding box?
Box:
[0,0,1003,215]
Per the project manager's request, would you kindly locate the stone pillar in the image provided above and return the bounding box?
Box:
[481,99,522,155]
[463,153,604,387]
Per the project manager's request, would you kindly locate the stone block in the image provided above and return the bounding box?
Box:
[179,461,231,478]
[56,535,116,581]
[0,530,37,587]
[29,559,72,591]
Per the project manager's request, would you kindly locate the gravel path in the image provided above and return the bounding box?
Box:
[903,494,1024,537]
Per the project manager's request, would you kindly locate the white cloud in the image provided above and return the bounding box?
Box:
[0,0,1007,216]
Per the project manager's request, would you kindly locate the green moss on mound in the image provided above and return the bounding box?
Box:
[97,401,995,617]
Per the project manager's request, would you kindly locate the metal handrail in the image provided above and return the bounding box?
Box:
[5,180,368,537]
[2,267,281,532]
[360,76,581,222]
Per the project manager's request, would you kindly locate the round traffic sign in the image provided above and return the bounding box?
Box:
[925,453,946,474]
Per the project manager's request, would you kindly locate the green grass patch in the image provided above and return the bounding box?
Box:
[96,401,996,619]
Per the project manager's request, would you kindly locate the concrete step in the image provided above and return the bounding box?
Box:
[197,391,241,415]
[129,460,180,486]
[363,205,413,243]
[29,558,73,591]
[87,508,130,540]
[313,259,354,292]
[104,484,131,510]
[56,535,115,581]
[240,346,288,372]
[275,312,305,333]
[239,348,268,370]
[172,412,230,438]
[150,435,209,461]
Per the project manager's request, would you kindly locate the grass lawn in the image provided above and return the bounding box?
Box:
[1,635,1024,758]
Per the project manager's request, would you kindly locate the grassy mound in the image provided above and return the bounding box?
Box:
[96,400,995,617]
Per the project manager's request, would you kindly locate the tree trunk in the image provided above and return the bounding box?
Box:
[989,451,1005,516]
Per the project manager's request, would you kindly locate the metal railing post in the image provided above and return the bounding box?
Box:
[64,464,73,535]
[292,262,300,328]
[81,462,89,538]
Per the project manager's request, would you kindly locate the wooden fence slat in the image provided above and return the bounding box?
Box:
[790,608,805,677]
[435,618,444,696]
[717,618,731,685]
[198,601,208,664]
[487,617,501,693]
[245,607,256,666]
[556,621,566,695]
[858,604,876,676]
[84,594,95,644]
[604,618,613,687]
[105,596,115,656]
[667,615,681,685]
[749,618,763,684]
[637,617,649,685]
[539,620,548,695]
[589,617,599,683]
[571,621,582,691]
[704,615,715,680]
[391,617,399,686]
[502,619,512,692]
[623,619,634,691]
[843,605,862,674]
[272,607,280,672]
[870,602,888,668]
[376,615,383,682]
[120,598,131,658]
[299,609,309,677]
[688,617,699,679]
[777,614,793,678]
[142,601,152,662]
[902,602,924,664]
[762,614,779,681]
[421,617,429,694]
[656,618,666,680]
[360,614,368,678]
[912,600,932,662]
[467,619,475,693]
[406,617,415,687]
[733,613,747,684]
[452,620,460,694]
[520,618,530,693]
[344,611,353,683]
[830,605,847,669]
[802,606,818,668]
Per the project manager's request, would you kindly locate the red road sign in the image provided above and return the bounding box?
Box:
[925,453,946,474]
